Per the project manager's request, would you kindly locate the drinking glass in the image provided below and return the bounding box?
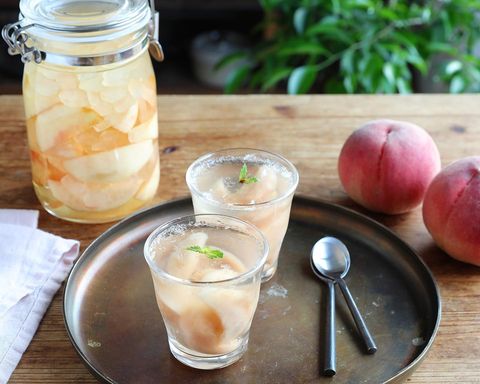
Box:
[144,214,268,369]
[186,148,299,282]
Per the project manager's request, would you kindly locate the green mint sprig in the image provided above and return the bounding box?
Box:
[238,163,258,184]
[186,245,224,259]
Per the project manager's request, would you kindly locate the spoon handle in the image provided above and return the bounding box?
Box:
[324,280,336,376]
[337,278,377,354]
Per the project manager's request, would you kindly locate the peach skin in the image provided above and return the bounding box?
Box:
[338,119,441,214]
[423,156,480,266]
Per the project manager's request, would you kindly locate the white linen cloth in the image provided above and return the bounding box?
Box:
[0,209,79,383]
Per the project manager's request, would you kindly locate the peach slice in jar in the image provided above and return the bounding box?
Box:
[30,151,68,186]
[23,63,61,118]
[86,91,115,117]
[106,102,138,133]
[80,127,130,154]
[62,139,154,183]
[34,106,101,153]
[37,66,78,90]
[136,159,160,201]
[29,67,80,118]
[48,174,142,212]
[101,62,133,87]
[78,72,103,93]
[128,77,157,107]
[30,150,48,186]
[128,112,158,143]
[59,89,89,108]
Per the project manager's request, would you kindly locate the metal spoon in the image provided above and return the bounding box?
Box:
[310,252,336,376]
[312,237,377,354]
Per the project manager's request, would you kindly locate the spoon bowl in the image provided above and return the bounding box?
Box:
[312,237,350,279]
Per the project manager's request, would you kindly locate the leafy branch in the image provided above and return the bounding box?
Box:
[219,0,480,94]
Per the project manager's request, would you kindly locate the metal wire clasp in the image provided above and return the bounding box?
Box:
[148,0,164,62]
[2,20,43,63]
[2,0,163,65]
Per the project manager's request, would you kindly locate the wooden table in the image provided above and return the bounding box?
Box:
[1,94,479,383]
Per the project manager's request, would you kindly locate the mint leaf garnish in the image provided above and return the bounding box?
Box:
[186,245,224,259]
[238,163,258,184]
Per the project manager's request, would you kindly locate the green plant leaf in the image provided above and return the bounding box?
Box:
[225,65,250,94]
[340,49,355,73]
[396,78,411,94]
[421,8,431,22]
[293,7,308,35]
[343,74,357,94]
[427,42,457,56]
[469,67,480,83]
[250,71,265,89]
[440,10,453,39]
[406,50,427,74]
[306,23,353,44]
[214,52,248,71]
[277,41,329,57]
[357,53,383,92]
[287,66,317,94]
[445,60,463,76]
[323,77,345,94]
[378,8,398,21]
[331,0,341,14]
[375,44,390,60]
[261,67,292,91]
[380,78,396,93]
[449,75,465,93]
[383,62,396,86]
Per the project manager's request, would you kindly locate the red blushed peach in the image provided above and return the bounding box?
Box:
[423,157,480,266]
[338,119,441,214]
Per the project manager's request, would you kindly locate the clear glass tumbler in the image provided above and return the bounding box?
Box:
[186,148,299,282]
[144,214,268,369]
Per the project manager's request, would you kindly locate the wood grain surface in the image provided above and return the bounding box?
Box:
[1,94,479,383]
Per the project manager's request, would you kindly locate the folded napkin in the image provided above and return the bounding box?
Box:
[0,209,79,383]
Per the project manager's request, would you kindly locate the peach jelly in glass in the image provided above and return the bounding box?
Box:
[186,148,299,282]
[144,214,268,369]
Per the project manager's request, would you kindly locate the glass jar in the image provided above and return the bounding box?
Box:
[2,0,164,223]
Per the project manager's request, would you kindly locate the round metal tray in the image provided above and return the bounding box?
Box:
[63,196,441,383]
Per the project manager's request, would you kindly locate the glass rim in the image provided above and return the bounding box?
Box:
[185,148,299,210]
[143,213,269,286]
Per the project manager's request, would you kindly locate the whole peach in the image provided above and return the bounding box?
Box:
[423,157,480,266]
[338,119,441,214]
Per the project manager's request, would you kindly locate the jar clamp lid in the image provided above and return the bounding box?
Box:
[2,0,164,65]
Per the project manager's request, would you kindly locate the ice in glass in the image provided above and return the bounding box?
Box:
[144,214,268,369]
[186,148,299,282]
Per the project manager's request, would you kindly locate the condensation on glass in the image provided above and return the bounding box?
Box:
[2,0,164,223]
